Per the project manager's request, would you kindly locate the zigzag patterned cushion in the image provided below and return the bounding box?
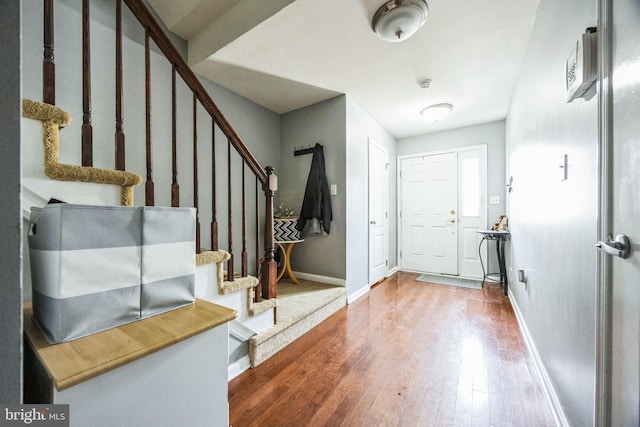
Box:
[274,218,301,241]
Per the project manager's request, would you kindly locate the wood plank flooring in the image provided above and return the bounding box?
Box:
[229,272,556,426]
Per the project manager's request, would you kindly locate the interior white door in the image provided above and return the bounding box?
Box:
[368,140,388,285]
[401,152,458,275]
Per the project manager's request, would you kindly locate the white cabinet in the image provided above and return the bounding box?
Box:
[24,300,236,427]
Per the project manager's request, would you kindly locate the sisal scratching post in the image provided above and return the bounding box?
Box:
[22,99,142,206]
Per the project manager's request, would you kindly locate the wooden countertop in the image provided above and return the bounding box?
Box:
[23,299,237,391]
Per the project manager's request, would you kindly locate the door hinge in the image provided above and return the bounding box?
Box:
[386,259,388,266]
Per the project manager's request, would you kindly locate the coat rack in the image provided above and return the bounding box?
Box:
[294,143,323,156]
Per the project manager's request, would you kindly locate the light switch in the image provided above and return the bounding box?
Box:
[489,196,500,205]
[330,184,337,195]
[559,154,568,181]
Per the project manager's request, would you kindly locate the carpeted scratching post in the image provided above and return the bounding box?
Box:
[22,99,142,206]
[196,249,274,314]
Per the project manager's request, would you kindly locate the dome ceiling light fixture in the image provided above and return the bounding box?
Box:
[372,0,429,43]
[420,103,453,122]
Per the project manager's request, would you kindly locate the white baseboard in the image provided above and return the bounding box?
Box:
[228,355,251,382]
[292,271,346,287]
[387,266,399,276]
[347,285,370,304]
[509,290,568,427]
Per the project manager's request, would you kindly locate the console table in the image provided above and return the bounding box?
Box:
[276,239,304,284]
[477,230,510,295]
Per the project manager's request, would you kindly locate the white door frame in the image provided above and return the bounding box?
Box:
[595,1,640,424]
[397,144,488,278]
[368,138,389,286]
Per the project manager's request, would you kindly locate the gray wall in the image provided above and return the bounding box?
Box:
[279,96,347,280]
[199,79,280,172]
[0,0,23,404]
[505,0,598,425]
[278,95,398,299]
[345,97,397,295]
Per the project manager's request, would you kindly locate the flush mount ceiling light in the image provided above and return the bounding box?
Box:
[372,0,429,42]
[420,103,453,121]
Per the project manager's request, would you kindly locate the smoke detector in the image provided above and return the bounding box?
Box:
[418,79,432,89]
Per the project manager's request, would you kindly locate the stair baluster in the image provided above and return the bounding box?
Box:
[193,94,201,253]
[43,0,55,105]
[81,0,93,167]
[144,29,154,206]
[241,160,248,277]
[211,117,218,252]
[227,138,234,281]
[115,0,125,171]
[254,175,262,302]
[171,65,179,208]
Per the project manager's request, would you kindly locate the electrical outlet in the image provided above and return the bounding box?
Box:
[517,268,527,283]
[489,196,500,205]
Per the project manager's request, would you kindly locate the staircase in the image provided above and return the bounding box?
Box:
[21,0,279,373]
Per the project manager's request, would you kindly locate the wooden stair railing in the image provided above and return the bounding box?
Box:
[39,0,277,301]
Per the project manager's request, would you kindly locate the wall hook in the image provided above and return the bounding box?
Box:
[506,176,514,193]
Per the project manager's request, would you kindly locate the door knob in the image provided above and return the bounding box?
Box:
[449,218,456,223]
[595,234,630,258]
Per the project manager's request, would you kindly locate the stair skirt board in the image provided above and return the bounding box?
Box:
[249,280,347,367]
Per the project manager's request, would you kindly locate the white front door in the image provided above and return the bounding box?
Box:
[424,153,458,274]
[368,140,388,285]
[400,156,429,272]
[401,152,459,275]
[400,147,487,277]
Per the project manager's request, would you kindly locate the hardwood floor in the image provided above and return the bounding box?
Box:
[229,272,556,427]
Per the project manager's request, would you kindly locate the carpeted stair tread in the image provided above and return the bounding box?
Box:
[249,280,346,366]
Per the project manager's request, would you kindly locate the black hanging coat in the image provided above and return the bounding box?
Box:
[296,143,332,234]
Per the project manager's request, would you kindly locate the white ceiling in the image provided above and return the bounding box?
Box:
[148,0,540,139]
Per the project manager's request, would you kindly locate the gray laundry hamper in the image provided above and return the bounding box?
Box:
[28,203,196,343]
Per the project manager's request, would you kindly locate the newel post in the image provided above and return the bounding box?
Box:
[261,166,278,299]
